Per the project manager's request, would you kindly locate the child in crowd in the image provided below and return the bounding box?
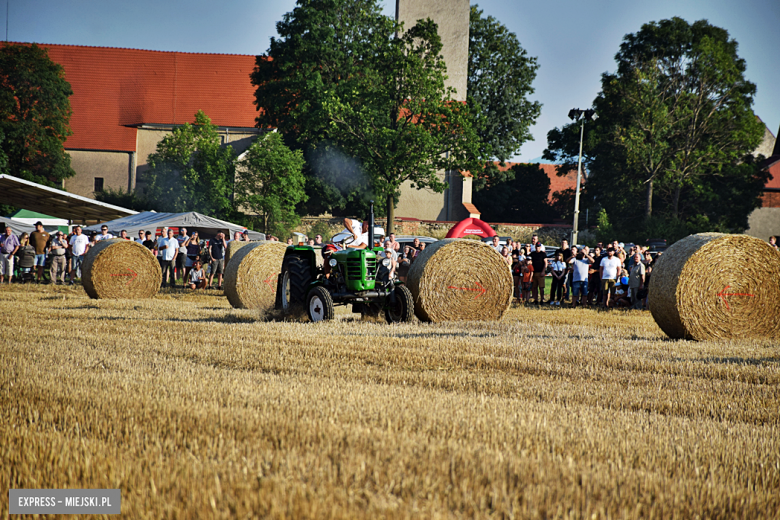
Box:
[188,260,206,290]
[520,258,533,302]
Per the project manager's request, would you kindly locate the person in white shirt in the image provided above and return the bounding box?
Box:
[549,252,567,305]
[382,240,398,262]
[95,225,114,242]
[599,247,623,308]
[491,235,502,253]
[568,246,594,307]
[157,228,179,287]
[156,227,169,259]
[68,226,90,284]
[379,247,397,279]
[135,230,146,244]
[342,217,369,249]
[187,260,206,290]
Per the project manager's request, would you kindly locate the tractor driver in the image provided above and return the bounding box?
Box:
[324,217,369,279]
[343,217,369,249]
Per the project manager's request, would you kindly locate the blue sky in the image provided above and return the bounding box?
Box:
[5,0,779,162]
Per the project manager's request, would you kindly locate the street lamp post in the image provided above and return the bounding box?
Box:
[567,108,595,245]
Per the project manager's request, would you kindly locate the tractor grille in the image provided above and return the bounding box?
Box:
[346,257,376,282]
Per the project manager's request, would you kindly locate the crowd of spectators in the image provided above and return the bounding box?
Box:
[2,222,778,307]
[503,237,660,309]
[0,222,256,290]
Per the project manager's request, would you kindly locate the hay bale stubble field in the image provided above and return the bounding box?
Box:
[1,284,778,518]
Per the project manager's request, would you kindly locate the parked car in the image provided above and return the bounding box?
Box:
[646,238,668,252]
[394,235,438,249]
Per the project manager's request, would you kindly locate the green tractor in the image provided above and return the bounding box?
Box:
[275,202,414,323]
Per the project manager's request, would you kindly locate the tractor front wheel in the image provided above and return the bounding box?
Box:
[307,286,335,322]
[385,285,414,323]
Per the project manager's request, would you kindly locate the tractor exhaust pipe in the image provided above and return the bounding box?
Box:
[368,200,375,250]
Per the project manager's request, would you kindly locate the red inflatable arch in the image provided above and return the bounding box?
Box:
[445,218,497,239]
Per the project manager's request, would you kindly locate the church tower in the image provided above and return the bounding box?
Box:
[394,0,479,221]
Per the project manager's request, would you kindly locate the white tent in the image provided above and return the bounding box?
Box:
[83,211,265,240]
[0,216,36,236]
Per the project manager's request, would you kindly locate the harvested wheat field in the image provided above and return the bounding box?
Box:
[1,284,778,519]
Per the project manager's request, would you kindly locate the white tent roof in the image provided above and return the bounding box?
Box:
[82,211,265,240]
[0,216,36,236]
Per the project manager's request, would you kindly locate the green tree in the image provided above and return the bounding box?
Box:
[468,5,541,189]
[144,111,237,219]
[235,132,307,237]
[0,43,75,185]
[252,0,484,230]
[544,18,765,238]
[321,18,483,231]
[251,0,391,217]
[473,163,556,223]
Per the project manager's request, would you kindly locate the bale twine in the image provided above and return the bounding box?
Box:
[648,233,780,341]
[82,239,162,299]
[223,241,288,310]
[225,240,254,268]
[407,238,513,322]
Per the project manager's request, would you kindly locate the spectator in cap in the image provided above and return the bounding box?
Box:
[48,231,69,284]
[600,247,623,308]
[29,221,50,283]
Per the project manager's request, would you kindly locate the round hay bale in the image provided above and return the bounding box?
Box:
[223,241,288,310]
[225,240,254,268]
[407,238,513,322]
[82,239,162,299]
[648,233,780,341]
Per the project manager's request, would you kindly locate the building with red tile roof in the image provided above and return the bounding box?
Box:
[45,44,260,153]
[2,42,264,198]
[494,162,582,203]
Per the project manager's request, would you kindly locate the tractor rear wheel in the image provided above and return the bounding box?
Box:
[307,286,334,322]
[385,285,414,323]
[276,254,312,312]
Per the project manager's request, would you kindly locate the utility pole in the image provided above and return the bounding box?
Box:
[567,108,596,245]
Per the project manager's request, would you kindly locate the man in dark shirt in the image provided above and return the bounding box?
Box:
[554,239,572,262]
[589,247,603,305]
[142,231,156,251]
[529,242,548,303]
[208,232,227,289]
